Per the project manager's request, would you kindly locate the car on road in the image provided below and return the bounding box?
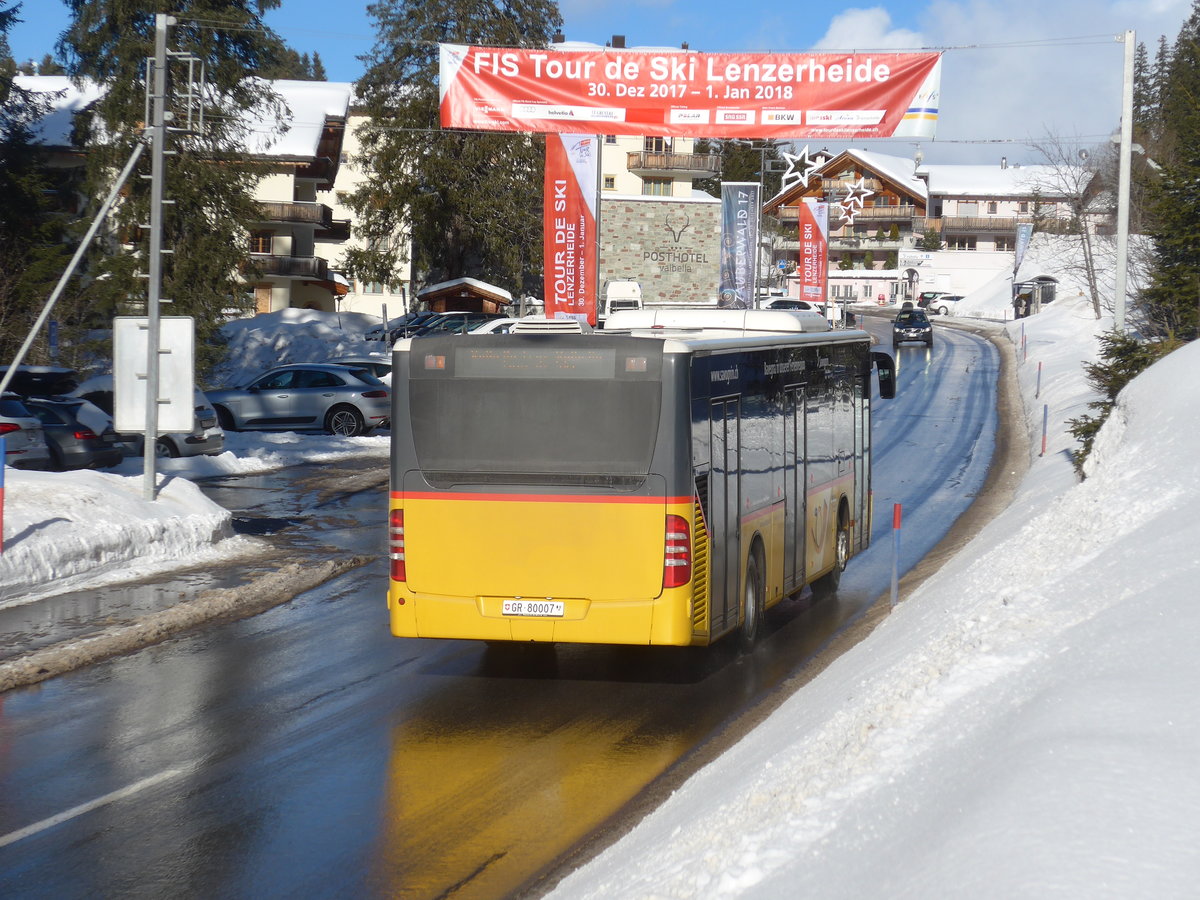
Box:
[892,309,934,348]
[70,375,225,459]
[207,363,390,436]
[1,392,53,470]
[23,397,124,470]
[923,294,965,316]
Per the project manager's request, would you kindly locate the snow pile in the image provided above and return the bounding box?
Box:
[210,308,384,387]
[0,468,243,606]
[552,301,1200,896]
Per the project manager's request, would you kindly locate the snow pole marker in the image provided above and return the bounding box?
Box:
[1040,404,1049,457]
[890,503,902,607]
[1036,360,1043,399]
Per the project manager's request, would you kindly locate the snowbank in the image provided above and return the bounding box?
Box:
[551,299,1200,895]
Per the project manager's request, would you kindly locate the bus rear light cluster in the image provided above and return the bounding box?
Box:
[390,508,406,582]
[663,514,691,589]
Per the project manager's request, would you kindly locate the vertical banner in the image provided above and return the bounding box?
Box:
[719,182,760,308]
[544,134,598,324]
[1014,221,1034,273]
[798,198,830,317]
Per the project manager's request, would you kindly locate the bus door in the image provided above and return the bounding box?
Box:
[783,385,807,593]
[709,397,741,635]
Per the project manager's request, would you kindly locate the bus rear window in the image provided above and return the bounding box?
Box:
[409,379,661,478]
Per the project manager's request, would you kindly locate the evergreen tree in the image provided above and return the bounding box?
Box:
[0,0,69,365]
[346,0,562,298]
[310,51,327,81]
[693,138,784,198]
[57,0,290,374]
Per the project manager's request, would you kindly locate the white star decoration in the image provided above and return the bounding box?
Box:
[780,145,822,192]
[837,177,875,225]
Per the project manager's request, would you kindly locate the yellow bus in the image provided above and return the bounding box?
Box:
[387,310,895,648]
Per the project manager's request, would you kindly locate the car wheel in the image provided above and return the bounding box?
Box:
[326,405,365,436]
[936,305,949,316]
[926,336,934,347]
[215,406,238,432]
[155,438,179,459]
[739,546,764,653]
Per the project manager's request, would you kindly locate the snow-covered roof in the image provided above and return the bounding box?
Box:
[243,79,352,158]
[12,75,105,147]
[922,163,1079,199]
[416,277,514,304]
[12,75,351,160]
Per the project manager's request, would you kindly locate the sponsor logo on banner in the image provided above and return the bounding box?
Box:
[719,183,760,309]
[544,134,598,324]
[440,44,942,139]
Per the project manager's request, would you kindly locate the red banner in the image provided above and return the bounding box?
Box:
[797,199,829,310]
[441,44,941,139]
[543,134,598,324]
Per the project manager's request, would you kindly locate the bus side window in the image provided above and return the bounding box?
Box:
[871,351,896,399]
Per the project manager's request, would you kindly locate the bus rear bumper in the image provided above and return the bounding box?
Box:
[388,583,697,646]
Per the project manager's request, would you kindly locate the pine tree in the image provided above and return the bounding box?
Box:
[1140,0,1200,341]
[310,52,327,81]
[345,0,562,298]
[0,2,69,365]
[57,0,290,375]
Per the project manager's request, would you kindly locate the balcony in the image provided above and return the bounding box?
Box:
[914,216,1034,234]
[626,151,723,178]
[256,201,334,229]
[249,254,329,280]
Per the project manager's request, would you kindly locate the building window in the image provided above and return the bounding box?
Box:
[642,177,672,196]
[987,201,998,214]
[604,135,617,144]
[361,281,386,294]
[249,231,273,254]
[603,175,616,190]
[948,235,977,251]
[1018,201,1029,214]
[644,136,672,153]
[995,235,1015,251]
[958,202,979,216]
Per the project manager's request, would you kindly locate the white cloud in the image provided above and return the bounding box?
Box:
[813,7,925,50]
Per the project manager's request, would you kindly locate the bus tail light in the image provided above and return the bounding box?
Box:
[390,508,406,583]
[663,514,691,589]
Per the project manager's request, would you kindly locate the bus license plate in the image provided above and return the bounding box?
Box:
[502,599,564,618]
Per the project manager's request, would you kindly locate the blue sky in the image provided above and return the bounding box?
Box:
[4,1,1193,164]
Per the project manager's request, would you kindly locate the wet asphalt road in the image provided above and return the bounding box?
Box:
[0,318,1002,898]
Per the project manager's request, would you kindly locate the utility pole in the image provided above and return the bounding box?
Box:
[141,13,173,501]
[1113,29,1135,333]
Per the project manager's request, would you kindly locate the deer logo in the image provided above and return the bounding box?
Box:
[664,212,691,242]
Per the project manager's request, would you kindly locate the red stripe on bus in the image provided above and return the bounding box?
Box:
[390,490,691,505]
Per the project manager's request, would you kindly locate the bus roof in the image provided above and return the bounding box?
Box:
[604,307,830,334]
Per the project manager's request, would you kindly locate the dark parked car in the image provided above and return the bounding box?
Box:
[892,309,934,348]
[365,311,442,342]
[23,397,124,470]
[408,312,505,336]
[207,364,390,436]
[70,375,225,459]
[1,392,53,470]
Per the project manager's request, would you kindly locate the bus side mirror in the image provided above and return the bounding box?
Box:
[871,351,896,399]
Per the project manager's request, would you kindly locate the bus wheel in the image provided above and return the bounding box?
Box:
[813,514,851,597]
[739,548,764,652]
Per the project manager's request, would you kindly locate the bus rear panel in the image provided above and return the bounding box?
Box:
[388,328,884,647]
